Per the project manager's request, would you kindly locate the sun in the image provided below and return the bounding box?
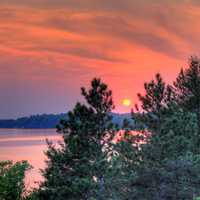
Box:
[122,98,131,107]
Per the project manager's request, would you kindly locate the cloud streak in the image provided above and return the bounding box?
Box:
[1,1,200,117]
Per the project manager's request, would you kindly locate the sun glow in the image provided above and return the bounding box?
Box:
[122,99,131,107]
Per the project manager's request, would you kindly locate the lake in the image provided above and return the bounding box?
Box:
[0,129,62,188]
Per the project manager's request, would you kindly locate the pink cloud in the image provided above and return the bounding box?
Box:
[0,1,200,117]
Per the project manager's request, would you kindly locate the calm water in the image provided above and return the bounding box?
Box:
[0,129,62,188]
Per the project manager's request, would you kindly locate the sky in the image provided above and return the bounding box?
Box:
[1,0,200,119]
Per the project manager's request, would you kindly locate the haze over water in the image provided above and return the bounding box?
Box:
[0,129,61,187]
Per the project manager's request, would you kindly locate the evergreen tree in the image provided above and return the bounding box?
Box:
[141,109,199,163]
[39,78,116,200]
[134,73,174,132]
[113,68,200,199]
[0,160,31,200]
[174,57,200,134]
[130,153,200,200]
[113,109,200,199]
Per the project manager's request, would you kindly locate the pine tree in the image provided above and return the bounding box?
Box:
[115,69,200,199]
[0,160,31,200]
[39,78,116,200]
[113,109,200,199]
[174,57,200,134]
[134,73,174,132]
[130,153,200,200]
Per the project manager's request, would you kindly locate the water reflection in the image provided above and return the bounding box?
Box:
[0,129,62,188]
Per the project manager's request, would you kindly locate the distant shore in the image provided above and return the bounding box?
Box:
[0,113,132,129]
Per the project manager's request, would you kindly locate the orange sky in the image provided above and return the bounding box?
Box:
[1,0,200,118]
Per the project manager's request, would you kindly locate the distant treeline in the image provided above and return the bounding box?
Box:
[0,113,131,129]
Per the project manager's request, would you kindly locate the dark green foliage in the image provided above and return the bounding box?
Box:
[106,134,141,199]
[174,57,200,135]
[135,73,174,132]
[25,190,39,200]
[131,153,200,200]
[117,64,200,199]
[141,109,199,162]
[39,78,116,200]
[137,73,171,113]
[111,109,200,199]
[0,160,31,200]
[174,57,200,111]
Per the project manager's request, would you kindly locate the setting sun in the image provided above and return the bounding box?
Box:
[122,99,131,107]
